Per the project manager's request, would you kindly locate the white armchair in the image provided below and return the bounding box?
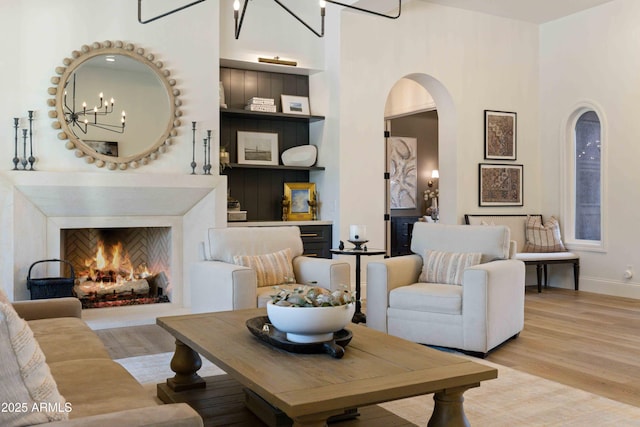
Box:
[367,223,525,356]
[190,226,350,313]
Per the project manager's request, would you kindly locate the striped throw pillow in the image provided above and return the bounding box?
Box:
[522,216,567,253]
[419,250,482,286]
[233,248,295,287]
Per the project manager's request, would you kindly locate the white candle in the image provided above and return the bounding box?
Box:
[431,198,438,210]
[349,225,366,241]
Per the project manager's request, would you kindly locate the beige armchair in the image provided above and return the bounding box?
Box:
[190,226,350,313]
[367,223,525,356]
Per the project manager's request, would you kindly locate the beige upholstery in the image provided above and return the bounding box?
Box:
[190,226,350,313]
[4,298,203,427]
[367,223,525,355]
[465,214,580,292]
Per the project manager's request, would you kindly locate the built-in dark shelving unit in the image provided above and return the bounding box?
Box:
[220,66,325,222]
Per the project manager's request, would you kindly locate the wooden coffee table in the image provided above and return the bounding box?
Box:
[156,308,497,427]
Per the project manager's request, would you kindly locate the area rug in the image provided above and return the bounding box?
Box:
[116,352,640,426]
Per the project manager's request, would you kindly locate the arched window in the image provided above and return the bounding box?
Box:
[574,111,601,241]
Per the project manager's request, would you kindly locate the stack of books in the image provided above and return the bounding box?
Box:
[245,97,276,113]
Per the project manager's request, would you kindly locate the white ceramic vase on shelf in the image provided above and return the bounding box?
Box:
[281,145,317,167]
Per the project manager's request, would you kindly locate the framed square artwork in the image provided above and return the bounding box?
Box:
[284,182,316,221]
[484,110,517,160]
[281,95,310,115]
[237,131,279,166]
[479,163,523,206]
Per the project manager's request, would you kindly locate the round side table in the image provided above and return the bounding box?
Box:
[330,247,386,323]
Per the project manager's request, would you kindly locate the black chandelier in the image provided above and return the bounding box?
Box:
[63,74,126,136]
[138,0,402,38]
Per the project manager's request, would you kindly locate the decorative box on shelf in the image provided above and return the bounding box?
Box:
[228,210,247,222]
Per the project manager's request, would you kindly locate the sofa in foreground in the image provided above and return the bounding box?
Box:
[0,295,202,427]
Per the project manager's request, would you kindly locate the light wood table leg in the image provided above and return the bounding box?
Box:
[166,339,206,392]
[427,385,475,427]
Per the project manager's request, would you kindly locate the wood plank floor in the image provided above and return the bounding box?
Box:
[96,286,640,408]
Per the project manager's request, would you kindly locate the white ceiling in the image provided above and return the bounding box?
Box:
[422,0,615,23]
[356,0,616,24]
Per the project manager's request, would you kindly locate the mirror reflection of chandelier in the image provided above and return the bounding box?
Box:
[63,74,126,137]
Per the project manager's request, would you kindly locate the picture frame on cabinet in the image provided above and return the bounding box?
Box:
[281,95,310,115]
[237,131,279,165]
[484,110,517,160]
[284,182,316,221]
[479,163,523,207]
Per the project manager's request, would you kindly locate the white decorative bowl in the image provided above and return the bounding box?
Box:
[281,145,317,167]
[266,301,355,344]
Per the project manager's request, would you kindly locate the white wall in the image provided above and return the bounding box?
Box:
[0,0,219,174]
[338,2,540,264]
[219,0,325,70]
[540,0,640,297]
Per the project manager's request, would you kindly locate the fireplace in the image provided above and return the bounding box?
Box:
[61,227,172,309]
[2,171,226,328]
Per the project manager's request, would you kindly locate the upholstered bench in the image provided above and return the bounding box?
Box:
[465,214,579,293]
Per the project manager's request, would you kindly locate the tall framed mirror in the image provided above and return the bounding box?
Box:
[48,40,182,170]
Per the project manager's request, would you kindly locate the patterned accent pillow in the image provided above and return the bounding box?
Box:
[0,302,69,426]
[419,250,482,286]
[522,216,568,253]
[233,248,295,287]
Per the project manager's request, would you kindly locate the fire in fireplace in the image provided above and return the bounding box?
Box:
[62,227,171,309]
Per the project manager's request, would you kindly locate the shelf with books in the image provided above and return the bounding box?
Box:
[220,108,325,123]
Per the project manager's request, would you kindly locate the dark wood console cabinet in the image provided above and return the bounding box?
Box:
[299,224,332,259]
[390,216,421,257]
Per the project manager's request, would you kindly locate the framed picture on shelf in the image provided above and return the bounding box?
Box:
[479,163,523,207]
[284,182,316,221]
[237,131,279,166]
[281,95,310,115]
[484,110,517,160]
[84,140,119,157]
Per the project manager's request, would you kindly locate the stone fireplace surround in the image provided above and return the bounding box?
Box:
[0,171,226,329]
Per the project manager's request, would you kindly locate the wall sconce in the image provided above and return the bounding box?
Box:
[428,170,439,187]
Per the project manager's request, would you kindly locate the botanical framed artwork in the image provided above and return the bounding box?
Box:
[281,95,310,115]
[284,182,316,221]
[237,131,279,165]
[484,110,517,160]
[388,137,417,209]
[479,163,523,207]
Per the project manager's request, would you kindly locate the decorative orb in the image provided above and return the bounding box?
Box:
[266,301,354,344]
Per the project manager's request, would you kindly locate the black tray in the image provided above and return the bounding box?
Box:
[246,316,352,359]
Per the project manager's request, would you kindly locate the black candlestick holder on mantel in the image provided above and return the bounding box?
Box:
[189,122,214,175]
[11,111,37,171]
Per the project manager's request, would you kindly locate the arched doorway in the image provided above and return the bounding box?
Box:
[383,74,457,254]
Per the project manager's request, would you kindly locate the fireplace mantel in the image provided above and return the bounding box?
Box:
[1,170,227,324]
[7,171,222,217]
